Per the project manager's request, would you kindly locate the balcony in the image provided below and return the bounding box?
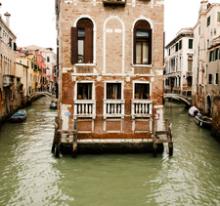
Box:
[3,75,14,87]
[132,99,152,119]
[104,99,125,118]
[74,100,96,119]
[103,0,126,7]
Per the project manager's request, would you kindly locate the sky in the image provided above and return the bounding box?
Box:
[0,0,220,50]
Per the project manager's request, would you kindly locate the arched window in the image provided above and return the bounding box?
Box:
[71,18,93,64]
[133,20,152,65]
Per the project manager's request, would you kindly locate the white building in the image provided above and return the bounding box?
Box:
[0,11,18,118]
[192,0,220,115]
[165,28,193,97]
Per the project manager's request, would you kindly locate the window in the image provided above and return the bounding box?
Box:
[207,16,211,26]
[216,73,219,84]
[188,39,193,49]
[219,48,220,59]
[134,20,152,65]
[208,74,213,84]
[47,56,50,62]
[217,12,220,22]
[134,83,150,99]
[71,18,93,64]
[175,43,179,52]
[215,49,219,60]
[8,38,12,48]
[77,83,92,99]
[179,40,182,50]
[188,59,192,72]
[212,51,215,61]
[106,83,121,99]
[77,29,85,63]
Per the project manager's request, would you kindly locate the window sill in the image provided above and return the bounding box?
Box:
[74,63,96,67]
[132,64,152,67]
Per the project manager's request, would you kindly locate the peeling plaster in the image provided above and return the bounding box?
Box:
[61,104,72,130]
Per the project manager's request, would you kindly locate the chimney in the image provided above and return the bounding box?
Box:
[200,0,208,15]
[4,12,11,27]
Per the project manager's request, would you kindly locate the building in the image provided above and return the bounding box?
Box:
[192,0,220,115]
[164,28,193,97]
[55,0,165,154]
[0,12,18,120]
[16,50,35,101]
[24,45,57,93]
[43,48,57,93]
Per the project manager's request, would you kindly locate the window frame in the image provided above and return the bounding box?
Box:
[188,39,193,49]
[103,81,125,119]
[104,81,124,100]
[132,81,151,100]
[133,20,152,66]
[77,28,86,63]
[74,80,95,101]
[208,74,213,84]
[215,73,219,85]
[71,18,94,65]
[207,16,211,27]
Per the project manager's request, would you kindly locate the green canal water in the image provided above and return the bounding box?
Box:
[0,98,220,206]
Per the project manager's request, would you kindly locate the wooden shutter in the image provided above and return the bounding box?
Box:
[84,27,93,63]
[71,27,77,64]
[133,28,136,64]
[148,29,152,65]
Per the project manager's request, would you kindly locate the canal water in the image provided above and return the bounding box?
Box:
[0,98,220,206]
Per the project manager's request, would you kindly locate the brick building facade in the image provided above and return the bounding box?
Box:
[56,0,165,151]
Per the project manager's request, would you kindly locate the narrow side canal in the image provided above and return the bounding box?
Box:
[0,98,220,206]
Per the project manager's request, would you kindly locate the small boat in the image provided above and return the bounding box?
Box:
[188,106,200,117]
[194,114,212,129]
[9,110,27,123]
[50,100,57,110]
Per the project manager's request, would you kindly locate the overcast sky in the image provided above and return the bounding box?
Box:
[0,0,219,50]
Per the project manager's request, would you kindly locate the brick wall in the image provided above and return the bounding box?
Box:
[57,0,164,137]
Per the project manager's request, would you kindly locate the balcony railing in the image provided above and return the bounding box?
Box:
[103,0,126,6]
[132,99,152,119]
[104,99,125,118]
[74,100,96,119]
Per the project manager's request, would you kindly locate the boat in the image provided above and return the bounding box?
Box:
[9,110,27,123]
[50,100,57,110]
[188,106,200,117]
[194,114,212,129]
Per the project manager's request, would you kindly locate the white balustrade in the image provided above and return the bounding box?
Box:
[132,99,152,118]
[74,100,96,118]
[104,99,125,118]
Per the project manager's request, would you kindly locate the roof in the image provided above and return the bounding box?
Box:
[166,28,193,49]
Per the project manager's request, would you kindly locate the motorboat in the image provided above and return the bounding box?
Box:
[9,110,27,123]
[50,100,57,110]
[188,106,200,117]
[194,114,212,129]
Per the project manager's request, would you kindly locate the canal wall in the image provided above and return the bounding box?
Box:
[0,87,24,125]
[0,92,51,126]
[211,96,220,139]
